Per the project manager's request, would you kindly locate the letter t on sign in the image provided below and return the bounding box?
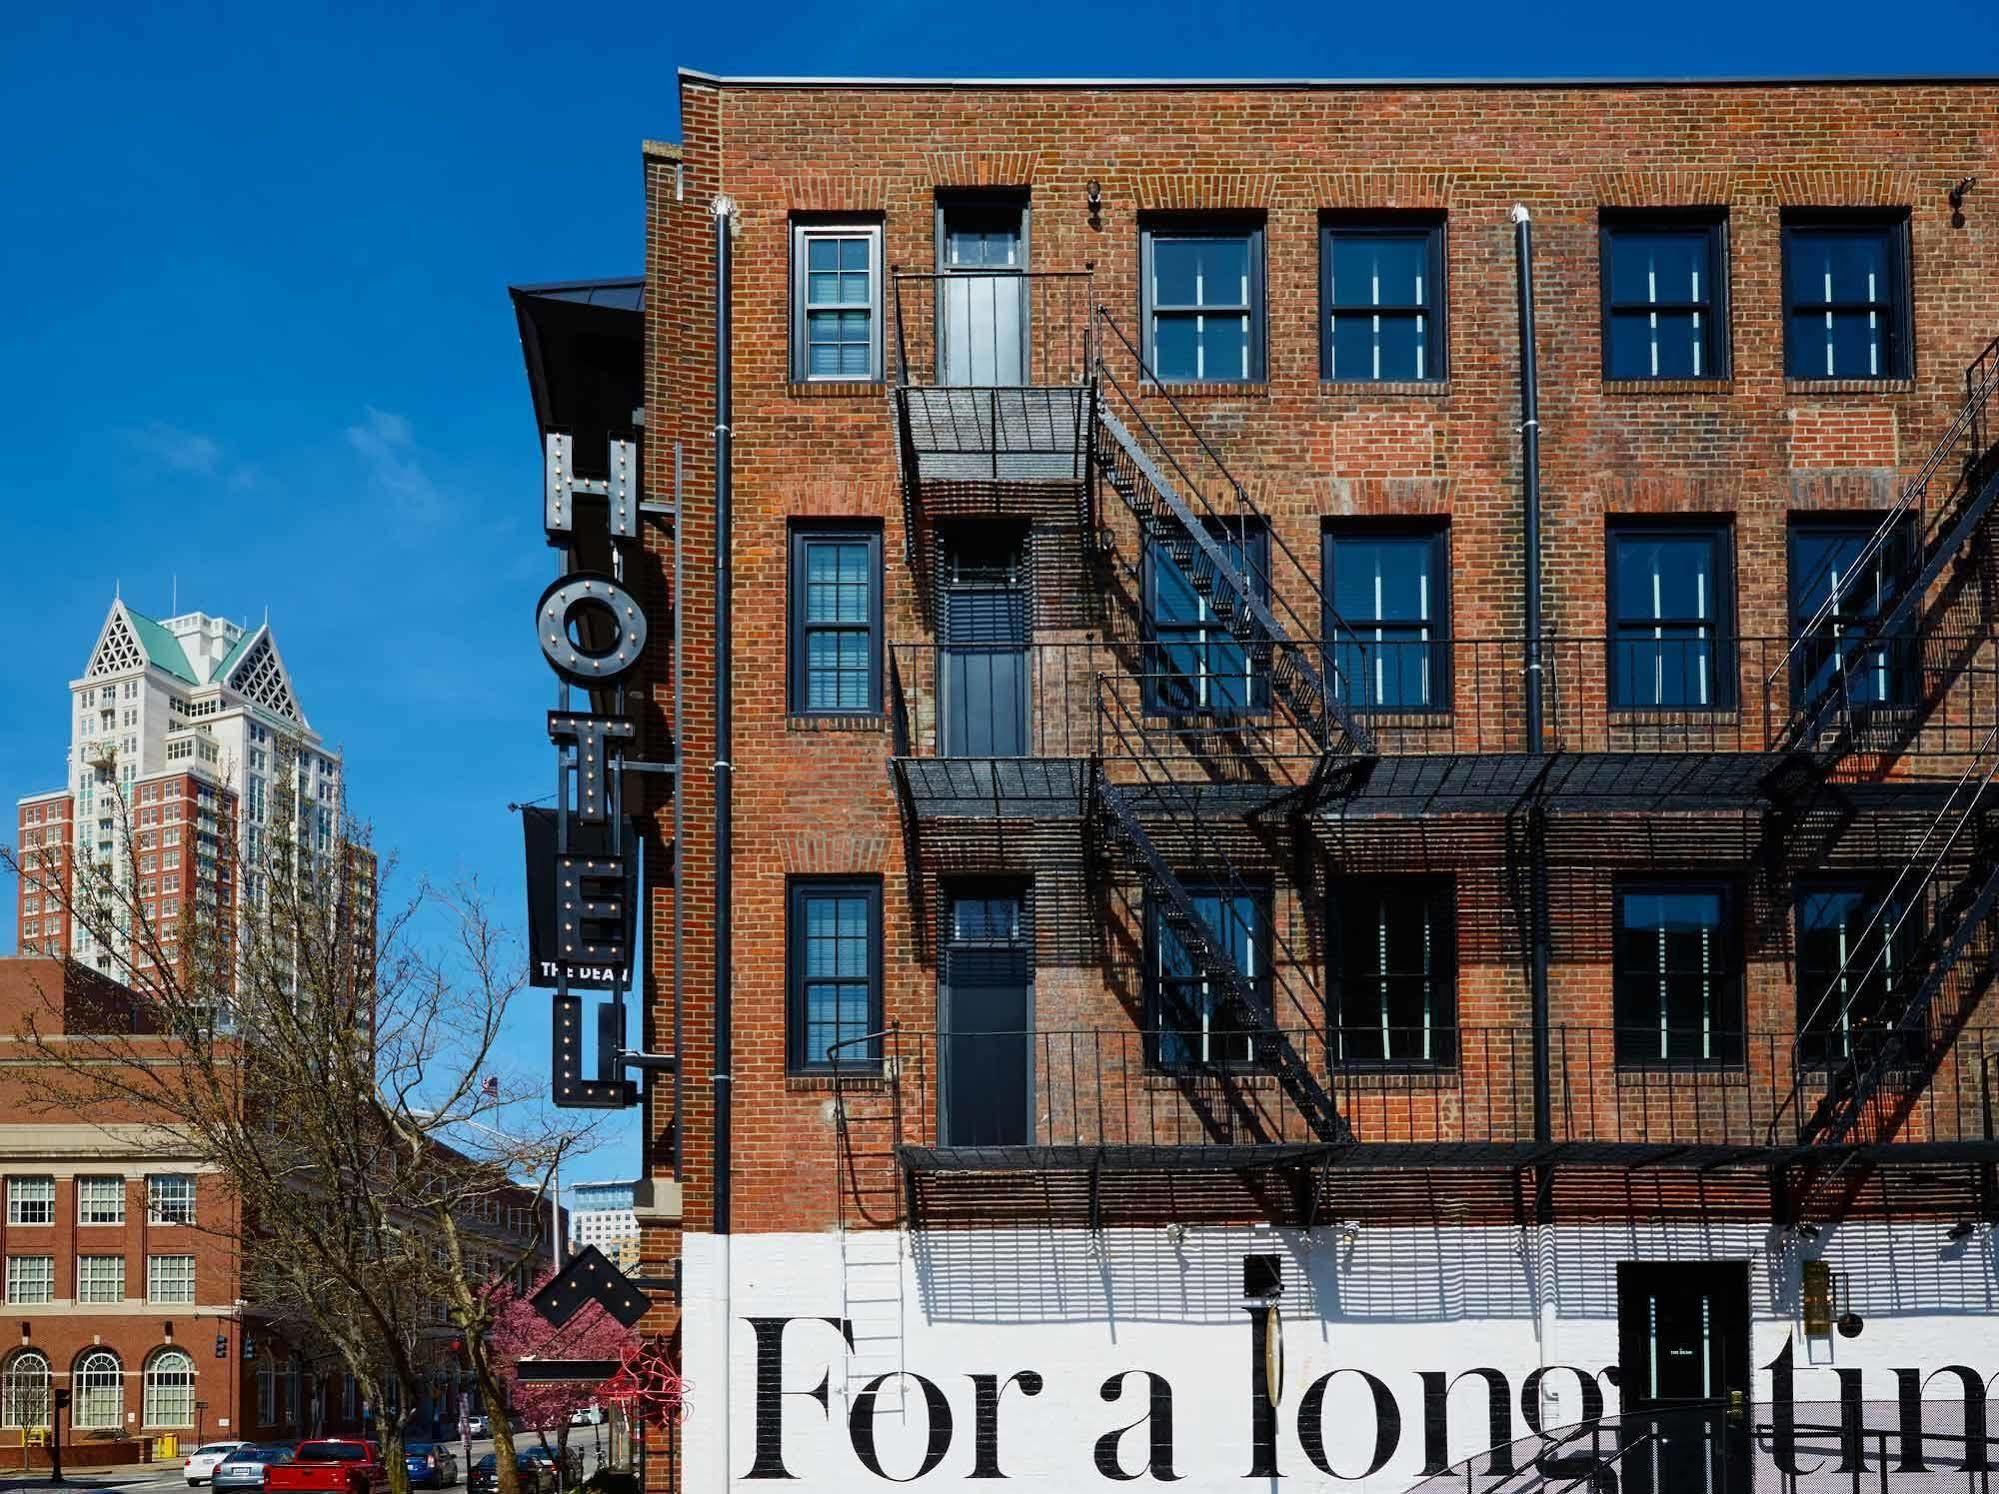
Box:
[549,712,635,826]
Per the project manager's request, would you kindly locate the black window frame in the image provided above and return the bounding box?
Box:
[787,522,884,717]
[1785,513,1919,715]
[1781,210,1913,382]
[1142,519,1271,718]
[1319,213,1449,384]
[1139,215,1267,384]
[1331,875,1459,1069]
[1599,210,1731,382]
[1792,875,1918,1072]
[785,876,885,1075]
[1605,519,1738,711]
[1323,520,1452,714]
[1612,877,1745,1069]
[1142,880,1274,1073]
[789,216,885,384]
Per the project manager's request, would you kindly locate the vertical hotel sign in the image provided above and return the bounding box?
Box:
[527,430,645,1109]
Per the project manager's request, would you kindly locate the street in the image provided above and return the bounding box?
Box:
[0,1435,624,1494]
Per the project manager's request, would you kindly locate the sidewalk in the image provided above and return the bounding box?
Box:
[0,1461,172,1491]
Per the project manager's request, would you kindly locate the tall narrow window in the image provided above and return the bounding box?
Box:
[144,1349,197,1428]
[1795,880,1911,1069]
[72,1350,123,1431]
[788,525,883,716]
[1326,525,1450,710]
[1614,882,1743,1066]
[1,1351,49,1431]
[1601,213,1728,380]
[1608,523,1735,708]
[1322,217,1446,382]
[1145,884,1271,1070]
[1783,213,1911,381]
[1144,522,1269,715]
[1788,516,1917,713]
[937,196,1028,387]
[1141,220,1264,383]
[791,220,883,382]
[786,878,883,1073]
[1335,879,1457,1067]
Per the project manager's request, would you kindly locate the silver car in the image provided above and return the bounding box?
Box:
[212,1444,297,1491]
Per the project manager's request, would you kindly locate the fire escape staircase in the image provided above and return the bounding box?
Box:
[1768,334,1999,785]
[1091,708,1353,1145]
[1763,338,1999,1219]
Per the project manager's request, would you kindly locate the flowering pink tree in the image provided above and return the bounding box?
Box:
[488,1275,636,1482]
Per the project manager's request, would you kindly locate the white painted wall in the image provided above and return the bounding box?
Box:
[679,1221,1999,1493]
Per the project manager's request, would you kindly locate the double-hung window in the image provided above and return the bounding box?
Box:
[1146,884,1271,1071]
[4,1258,52,1306]
[1321,217,1446,382]
[147,1254,196,1305]
[1614,882,1743,1066]
[791,220,882,382]
[1608,523,1735,709]
[6,1179,52,1227]
[1334,878,1457,1067]
[77,1177,125,1226]
[1601,213,1728,380]
[1783,212,1912,381]
[1325,525,1449,711]
[1795,880,1911,1070]
[787,525,882,716]
[147,1174,195,1225]
[76,1256,125,1304]
[1144,522,1268,715]
[1141,220,1264,383]
[1788,516,1916,714]
[786,878,883,1073]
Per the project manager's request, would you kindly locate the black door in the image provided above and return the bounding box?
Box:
[1616,1262,1751,1494]
[940,526,1030,757]
[940,889,1031,1147]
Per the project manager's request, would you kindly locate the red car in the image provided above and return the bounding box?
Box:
[262,1441,390,1494]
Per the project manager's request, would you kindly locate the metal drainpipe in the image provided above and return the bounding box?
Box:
[711,190,736,1490]
[1512,204,1554,1168]
[712,194,735,1234]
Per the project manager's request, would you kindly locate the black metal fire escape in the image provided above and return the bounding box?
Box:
[1772,336,1999,1212]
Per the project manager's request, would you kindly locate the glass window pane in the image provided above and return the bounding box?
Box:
[1152,240,1202,307]
[1330,234,1428,309]
[1791,229,1890,306]
[807,237,837,272]
[1200,313,1250,381]
[1372,313,1426,381]
[1615,533,1717,623]
[1610,231,1708,306]
[1152,314,1199,380]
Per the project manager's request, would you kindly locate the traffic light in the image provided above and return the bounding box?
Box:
[215,1335,229,1359]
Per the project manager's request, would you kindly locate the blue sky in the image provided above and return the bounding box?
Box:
[4,0,1996,1177]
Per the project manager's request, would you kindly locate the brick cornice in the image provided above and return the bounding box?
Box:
[786,174,894,212]
[925,151,1038,188]
[1591,169,1735,207]
[1310,170,1455,210]
[1133,171,1278,212]
[777,831,891,874]
[1593,473,1738,514]
[1770,167,1928,207]
[781,478,898,518]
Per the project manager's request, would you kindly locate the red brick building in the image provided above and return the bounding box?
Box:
[523,72,1999,1494]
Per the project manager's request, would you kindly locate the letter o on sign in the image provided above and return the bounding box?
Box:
[537,572,648,685]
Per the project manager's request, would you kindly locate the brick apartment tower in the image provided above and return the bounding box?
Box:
[526,73,1999,1494]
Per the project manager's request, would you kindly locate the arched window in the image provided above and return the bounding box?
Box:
[1,1351,49,1430]
[73,1350,124,1430]
[144,1349,196,1429]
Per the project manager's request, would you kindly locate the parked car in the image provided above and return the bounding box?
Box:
[185,1443,250,1485]
[262,1440,389,1494]
[213,1445,297,1491]
[463,1414,490,1439]
[405,1443,459,1489]
[468,1452,555,1494]
[520,1443,583,1484]
[566,1405,605,1428]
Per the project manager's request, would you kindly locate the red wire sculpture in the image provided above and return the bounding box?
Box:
[600,1335,689,1426]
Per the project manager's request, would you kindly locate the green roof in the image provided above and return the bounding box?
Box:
[209,626,258,685]
[123,608,199,685]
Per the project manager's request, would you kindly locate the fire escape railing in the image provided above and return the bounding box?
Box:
[1092,676,1352,1143]
[1770,333,1999,763]
[1091,307,1378,769]
[1772,723,1999,1171]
